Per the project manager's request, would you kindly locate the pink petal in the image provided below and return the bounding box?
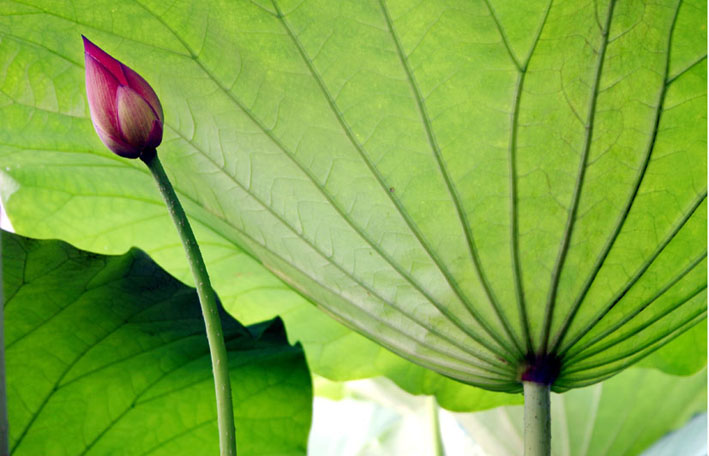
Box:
[82,36,128,85]
[94,122,140,158]
[122,65,164,124]
[116,86,159,150]
[85,53,121,143]
[145,119,163,150]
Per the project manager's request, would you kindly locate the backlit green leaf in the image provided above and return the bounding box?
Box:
[0,0,705,392]
[3,231,311,455]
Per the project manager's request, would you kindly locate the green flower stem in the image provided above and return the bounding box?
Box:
[141,150,237,456]
[523,381,551,456]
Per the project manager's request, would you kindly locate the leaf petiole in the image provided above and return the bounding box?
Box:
[523,381,551,456]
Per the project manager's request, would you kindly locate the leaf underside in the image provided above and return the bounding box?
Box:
[0,0,706,393]
[3,231,312,455]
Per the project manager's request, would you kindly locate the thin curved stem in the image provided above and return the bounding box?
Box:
[141,150,237,456]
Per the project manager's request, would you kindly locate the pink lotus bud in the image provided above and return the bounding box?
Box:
[83,36,164,159]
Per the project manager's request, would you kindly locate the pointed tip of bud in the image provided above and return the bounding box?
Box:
[81,36,96,57]
[81,35,99,58]
[83,37,163,159]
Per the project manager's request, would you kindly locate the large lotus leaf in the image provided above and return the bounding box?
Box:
[0,4,524,411]
[3,231,311,455]
[0,0,706,393]
[637,317,707,375]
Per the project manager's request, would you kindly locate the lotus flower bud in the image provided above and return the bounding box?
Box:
[83,36,163,159]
